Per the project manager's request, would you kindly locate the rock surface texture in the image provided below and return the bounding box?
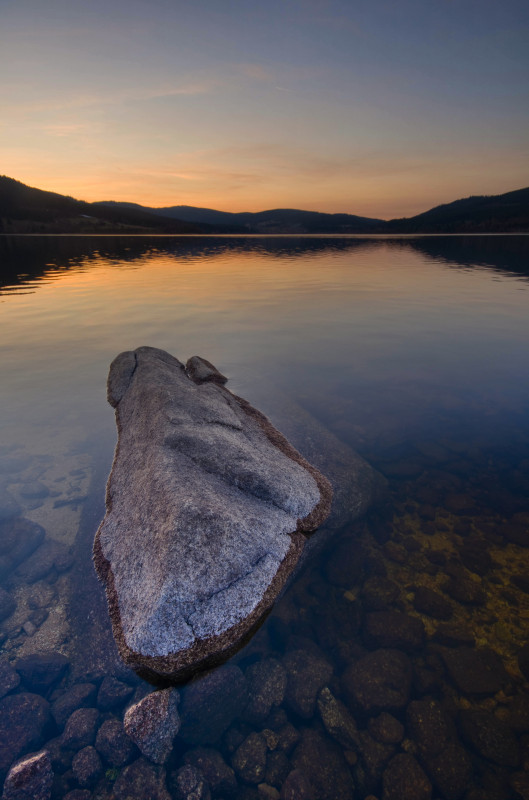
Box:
[94,347,333,678]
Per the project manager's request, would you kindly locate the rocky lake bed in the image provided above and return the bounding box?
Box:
[1,409,529,800]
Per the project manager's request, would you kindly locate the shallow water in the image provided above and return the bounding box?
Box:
[1,234,529,799]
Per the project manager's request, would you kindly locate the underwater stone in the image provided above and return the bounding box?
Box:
[0,693,51,778]
[15,652,69,694]
[95,717,138,768]
[0,488,21,523]
[112,757,170,800]
[94,347,332,679]
[61,708,100,751]
[123,689,180,765]
[0,589,16,623]
[382,753,432,800]
[291,729,355,800]
[71,746,103,788]
[1,749,53,800]
[179,664,248,745]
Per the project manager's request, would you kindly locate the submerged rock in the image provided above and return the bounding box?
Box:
[0,693,51,777]
[94,347,333,678]
[1,749,53,800]
[123,688,180,765]
[179,664,247,745]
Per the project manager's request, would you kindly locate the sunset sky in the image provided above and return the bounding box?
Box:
[2,0,528,219]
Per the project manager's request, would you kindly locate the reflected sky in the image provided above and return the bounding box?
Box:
[1,236,528,461]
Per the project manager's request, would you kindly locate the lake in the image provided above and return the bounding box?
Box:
[1,234,529,799]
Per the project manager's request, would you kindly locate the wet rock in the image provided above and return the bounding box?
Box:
[432,623,475,648]
[444,493,475,515]
[232,732,267,785]
[511,574,529,594]
[511,772,529,800]
[28,609,48,628]
[440,647,509,695]
[407,698,454,757]
[412,586,453,620]
[96,676,134,711]
[21,621,37,637]
[0,455,31,476]
[361,577,400,611]
[499,693,529,733]
[242,659,287,724]
[63,791,91,800]
[15,652,68,695]
[184,747,237,796]
[71,746,102,788]
[357,730,395,789]
[95,717,137,768]
[264,751,290,787]
[0,488,21,522]
[0,589,16,622]
[1,749,53,800]
[324,537,365,588]
[19,482,49,500]
[0,518,45,581]
[382,753,432,800]
[316,686,360,749]
[94,347,332,679]
[257,784,279,800]
[61,708,100,751]
[172,764,211,800]
[423,741,471,800]
[368,713,404,744]
[0,693,51,777]
[442,565,485,605]
[44,736,73,773]
[518,643,529,681]
[179,665,248,745]
[0,662,20,699]
[459,538,494,576]
[276,724,300,755]
[343,648,412,713]
[124,688,180,765]
[283,650,332,718]
[383,541,407,564]
[279,769,314,800]
[500,519,529,547]
[363,610,425,651]
[15,540,73,584]
[459,708,519,767]
[291,729,354,800]
[112,757,170,800]
[51,683,97,730]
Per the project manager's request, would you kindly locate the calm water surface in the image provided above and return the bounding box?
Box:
[0,235,529,799]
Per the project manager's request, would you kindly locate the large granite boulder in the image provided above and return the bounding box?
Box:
[94,347,333,679]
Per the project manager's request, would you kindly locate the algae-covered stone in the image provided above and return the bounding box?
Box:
[94,347,332,679]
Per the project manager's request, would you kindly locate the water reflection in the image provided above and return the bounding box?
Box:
[0,235,528,799]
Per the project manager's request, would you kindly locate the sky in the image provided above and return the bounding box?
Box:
[1,0,528,218]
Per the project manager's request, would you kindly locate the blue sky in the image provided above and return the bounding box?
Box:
[1,0,528,217]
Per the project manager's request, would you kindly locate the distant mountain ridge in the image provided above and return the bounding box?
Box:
[96,201,384,233]
[95,186,529,233]
[1,175,528,234]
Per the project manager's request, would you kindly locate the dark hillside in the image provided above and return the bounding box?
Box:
[387,187,529,233]
[0,177,201,234]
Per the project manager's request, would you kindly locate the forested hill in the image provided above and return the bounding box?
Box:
[1,176,528,234]
[385,187,529,233]
[0,176,201,234]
